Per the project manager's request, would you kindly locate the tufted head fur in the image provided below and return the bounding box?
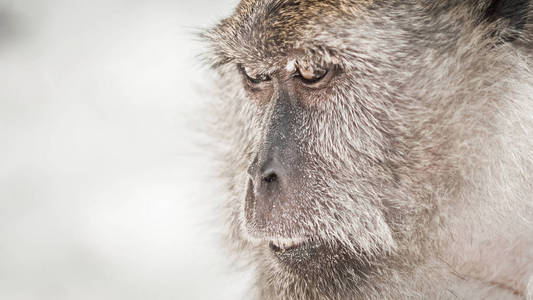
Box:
[202,0,533,299]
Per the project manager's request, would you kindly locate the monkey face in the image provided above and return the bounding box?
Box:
[241,59,389,229]
[237,56,402,280]
[203,0,425,289]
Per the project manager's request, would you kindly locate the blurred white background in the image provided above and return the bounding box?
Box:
[0,0,250,299]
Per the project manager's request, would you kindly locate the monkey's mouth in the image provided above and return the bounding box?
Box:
[269,238,307,254]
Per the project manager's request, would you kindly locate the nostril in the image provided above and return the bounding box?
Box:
[262,170,278,183]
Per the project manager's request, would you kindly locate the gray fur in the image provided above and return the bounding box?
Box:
[202,0,533,299]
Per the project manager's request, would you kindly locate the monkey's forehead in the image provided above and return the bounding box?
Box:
[202,0,374,69]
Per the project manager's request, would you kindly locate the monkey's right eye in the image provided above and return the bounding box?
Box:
[238,65,271,85]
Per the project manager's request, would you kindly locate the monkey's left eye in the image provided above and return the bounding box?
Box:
[239,65,271,85]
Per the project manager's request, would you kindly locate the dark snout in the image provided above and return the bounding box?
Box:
[244,93,305,237]
[245,145,300,236]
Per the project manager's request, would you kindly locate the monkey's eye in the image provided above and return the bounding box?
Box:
[295,66,329,85]
[239,65,271,85]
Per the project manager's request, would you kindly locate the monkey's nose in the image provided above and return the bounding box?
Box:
[244,154,295,235]
[244,157,288,237]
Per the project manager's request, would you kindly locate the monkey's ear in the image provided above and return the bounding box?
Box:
[484,0,529,42]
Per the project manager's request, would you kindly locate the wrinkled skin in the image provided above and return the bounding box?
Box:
[203,0,533,299]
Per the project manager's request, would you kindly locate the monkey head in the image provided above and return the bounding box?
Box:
[203,0,532,298]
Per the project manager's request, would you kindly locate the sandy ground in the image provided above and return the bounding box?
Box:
[0,0,249,299]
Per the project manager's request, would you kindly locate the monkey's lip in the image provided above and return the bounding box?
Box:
[268,238,307,254]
